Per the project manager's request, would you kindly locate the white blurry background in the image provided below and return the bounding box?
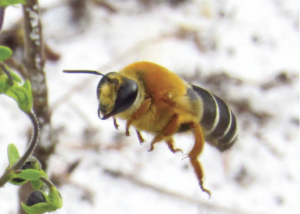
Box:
[0,0,299,214]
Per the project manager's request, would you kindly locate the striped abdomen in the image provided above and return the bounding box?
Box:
[192,85,238,152]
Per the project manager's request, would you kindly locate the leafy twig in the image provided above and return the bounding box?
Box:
[0,111,39,187]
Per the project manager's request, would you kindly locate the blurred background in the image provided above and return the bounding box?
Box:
[0,0,299,214]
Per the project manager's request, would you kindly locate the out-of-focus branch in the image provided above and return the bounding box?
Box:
[20,0,56,213]
[0,7,5,32]
[22,0,54,169]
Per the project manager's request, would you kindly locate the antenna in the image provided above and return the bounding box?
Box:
[63,70,104,76]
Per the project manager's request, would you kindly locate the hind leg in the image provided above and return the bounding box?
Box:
[189,122,211,197]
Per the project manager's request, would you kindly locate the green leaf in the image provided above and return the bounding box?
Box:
[21,190,58,214]
[21,186,63,214]
[21,202,57,214]
[16,169,43,181]
[22,80,32,100]
[0,0,26,7]
[7,143,20,167]
[6,66,22,83]
[48,186,63,209]
[31,180,44,190]
[5,80,33,112]
[0,73,10,93]
[9,177,27,185]
[0,46,12,61]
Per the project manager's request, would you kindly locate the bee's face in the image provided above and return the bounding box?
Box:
[97,72,138,119]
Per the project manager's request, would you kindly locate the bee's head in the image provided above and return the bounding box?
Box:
[63,70,138,120]
[96,72,138,119]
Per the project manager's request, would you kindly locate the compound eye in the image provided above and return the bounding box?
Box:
[112,78,138,115]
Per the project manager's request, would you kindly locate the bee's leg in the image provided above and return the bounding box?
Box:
[148,134,164,152]
[149,114,179,152]
[136,130,145,144]
[189,122,211,197]
[113,117,119,130]
[125,98,151,136]
[165,138,183,153]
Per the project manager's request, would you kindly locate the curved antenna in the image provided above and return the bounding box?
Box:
[63,70,104,76]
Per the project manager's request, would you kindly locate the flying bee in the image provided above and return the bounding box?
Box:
[64,61,238,196]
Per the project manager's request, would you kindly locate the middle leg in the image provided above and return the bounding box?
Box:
[165,138,182,153]
[148,114,179,152]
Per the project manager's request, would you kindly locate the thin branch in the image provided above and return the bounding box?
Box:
[103,168,269,214]
[0,170,10,188]
[39,176,54,188]
[13,112,39,170]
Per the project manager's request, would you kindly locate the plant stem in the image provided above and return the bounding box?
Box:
[13,112,39,170]
[40,177,53,188]
[0,170,11,187]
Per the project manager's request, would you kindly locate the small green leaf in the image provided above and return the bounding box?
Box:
[16,169,43,181]
[5,80,33,112]
[21,186,63,214]
[48,186,63,209]
[31,160,42,171]
[21,190,58,214]
[6,67,22,83]
[31,180,44,190]
[0,73,10,93]
[7,143,20,167]
[10,177,27,185]
[22,80,33,105]
[21,202,57,214]
[0,46,12,61]
[22,79,31,91]
[0,0,26,7]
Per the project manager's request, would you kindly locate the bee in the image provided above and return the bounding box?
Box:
[64,61,238,196]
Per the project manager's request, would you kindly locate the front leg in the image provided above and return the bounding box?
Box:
[136,130,145,144]
[125,98,151,136]
[113,117,119,130]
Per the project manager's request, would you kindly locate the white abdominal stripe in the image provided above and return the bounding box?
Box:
[191,85,238,151]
